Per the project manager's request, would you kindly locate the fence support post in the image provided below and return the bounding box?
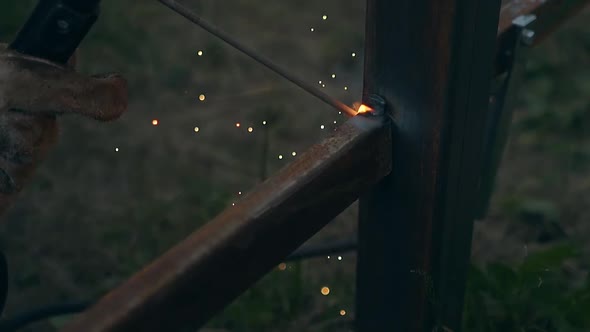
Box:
[356,1,502,331]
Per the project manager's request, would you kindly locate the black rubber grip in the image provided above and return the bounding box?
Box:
[9,0,101,64]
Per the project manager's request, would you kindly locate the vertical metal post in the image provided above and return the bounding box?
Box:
[356,1,502,331]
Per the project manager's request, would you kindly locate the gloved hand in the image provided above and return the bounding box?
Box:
[0,44,127,213]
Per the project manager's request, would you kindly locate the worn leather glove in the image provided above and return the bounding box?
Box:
[0,44,127,213]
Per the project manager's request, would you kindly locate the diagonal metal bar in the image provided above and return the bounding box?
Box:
[60,113,391,332]
[158,0,358,117]
[0,238,360,331]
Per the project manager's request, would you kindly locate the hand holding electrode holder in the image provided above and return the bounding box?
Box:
[0,0,125,319]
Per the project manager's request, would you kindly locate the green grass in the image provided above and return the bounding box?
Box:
[464,245,590,332]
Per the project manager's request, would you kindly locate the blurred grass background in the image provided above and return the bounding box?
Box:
[0,1,589,331]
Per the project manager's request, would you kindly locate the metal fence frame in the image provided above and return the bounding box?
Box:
[2,0,588,331]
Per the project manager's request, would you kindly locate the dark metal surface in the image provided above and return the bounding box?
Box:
[158,0,357,117]
[60,0,102,12]
[61,114,392,332]
[10,0,101,64]
[356,0,502,331]
[477,24,528,218]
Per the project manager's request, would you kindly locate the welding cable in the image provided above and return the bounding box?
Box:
[286,238,357,261]
[0,238,358,331]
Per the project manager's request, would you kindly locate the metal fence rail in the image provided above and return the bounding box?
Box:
[61,114,392,332]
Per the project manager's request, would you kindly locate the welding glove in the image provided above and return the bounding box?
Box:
[0,44,127,214]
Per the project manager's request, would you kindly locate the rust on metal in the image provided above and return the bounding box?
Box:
[498,0,590,39]
[61,114,392,332]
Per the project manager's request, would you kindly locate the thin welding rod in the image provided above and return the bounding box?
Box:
[158,0,357,117]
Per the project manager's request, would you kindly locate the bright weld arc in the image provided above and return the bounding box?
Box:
[356,104,374,114]
[158,0,357,117]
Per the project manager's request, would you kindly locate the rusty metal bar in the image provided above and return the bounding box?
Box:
[60,114,391,332]
[355,0,502,331]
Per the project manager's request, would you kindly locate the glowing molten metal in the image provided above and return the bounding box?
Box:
[356,104,374,115]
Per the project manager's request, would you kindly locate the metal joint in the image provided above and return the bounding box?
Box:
[366,94,387,117]
[512,14,537,46]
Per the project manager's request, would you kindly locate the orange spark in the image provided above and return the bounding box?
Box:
[356,104,373,115]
